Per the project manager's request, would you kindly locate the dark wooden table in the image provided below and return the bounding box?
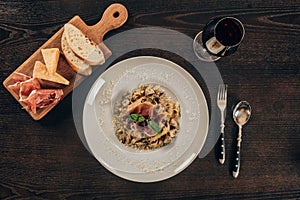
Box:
[1,0,299,199]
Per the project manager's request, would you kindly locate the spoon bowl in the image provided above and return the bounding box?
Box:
[233,101,251,127]
[232,101,251,178]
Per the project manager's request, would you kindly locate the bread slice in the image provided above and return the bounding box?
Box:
[61,32,92,76]
[64,23,105,65]
[33,61,70,85]
[41,48,60,74]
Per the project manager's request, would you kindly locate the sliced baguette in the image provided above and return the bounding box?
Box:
[64,23,105,65]
[41,48,60,74]
[61,32,92,76]
[33,61,70,85]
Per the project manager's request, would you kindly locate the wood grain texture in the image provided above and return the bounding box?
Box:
[0,0,299,199]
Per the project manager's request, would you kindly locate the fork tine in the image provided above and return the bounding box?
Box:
[221,84,224,100]
[224,84,227,100]
[218,84,227,100]
[218,84,228,100]
[219,84,224,100]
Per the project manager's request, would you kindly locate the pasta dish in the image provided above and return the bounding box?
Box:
[112,84,180,150]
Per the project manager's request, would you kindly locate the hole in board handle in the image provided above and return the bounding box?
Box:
[113,11,120,18]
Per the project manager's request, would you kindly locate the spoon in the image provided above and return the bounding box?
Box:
[232,101,251,178]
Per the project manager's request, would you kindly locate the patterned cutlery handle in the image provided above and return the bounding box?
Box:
[233,127,242,178]
[232,145,241,178]
[218,132,225,164]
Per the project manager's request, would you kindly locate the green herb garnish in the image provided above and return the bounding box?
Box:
[129,113,161,134]
[147,120,161,134]
[130,113,145,123]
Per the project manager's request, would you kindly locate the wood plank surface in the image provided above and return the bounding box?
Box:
[0,0,299,199]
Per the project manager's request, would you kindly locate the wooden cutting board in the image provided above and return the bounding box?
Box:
[2,3,128,120]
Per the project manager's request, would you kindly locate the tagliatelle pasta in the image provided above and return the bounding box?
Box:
[112,84,181,150]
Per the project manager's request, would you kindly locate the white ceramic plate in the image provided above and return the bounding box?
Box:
[83,56,209,182]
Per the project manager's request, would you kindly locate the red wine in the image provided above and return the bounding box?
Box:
[216,18,243,46]
[201,17,244,57]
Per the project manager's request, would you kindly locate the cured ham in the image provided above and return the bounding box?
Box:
[11,72,31,82]
[7,82,21,94]
[7,72,32,94]
[7,72,64,113]
[19,78,41,101]
[22,89,63,113]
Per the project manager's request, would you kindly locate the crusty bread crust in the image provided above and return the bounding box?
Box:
[61,32,92,76]
[64,24,105,65]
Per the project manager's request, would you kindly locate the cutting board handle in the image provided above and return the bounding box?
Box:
[93,3,128,41]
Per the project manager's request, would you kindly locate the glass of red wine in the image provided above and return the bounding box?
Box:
[193,17,245,62]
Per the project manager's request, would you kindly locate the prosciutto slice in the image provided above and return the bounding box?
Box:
[22,89,63,113]
[7,72,32,94]
[19,78,41,101]
[7,82,21,94]
[7,72,64,113]
[11,72,31,82]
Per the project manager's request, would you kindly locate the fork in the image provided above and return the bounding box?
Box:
[217,84,227,164]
